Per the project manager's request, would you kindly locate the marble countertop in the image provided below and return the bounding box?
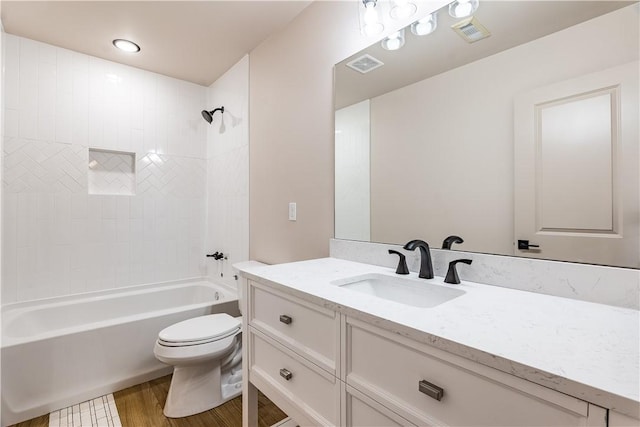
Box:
[236,257,640,418]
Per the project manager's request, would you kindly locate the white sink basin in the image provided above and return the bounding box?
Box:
[331,273,465,308]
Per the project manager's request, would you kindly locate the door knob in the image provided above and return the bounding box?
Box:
[517,240,540,250]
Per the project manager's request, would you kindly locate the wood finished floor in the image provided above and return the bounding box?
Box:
[12,375,288,427]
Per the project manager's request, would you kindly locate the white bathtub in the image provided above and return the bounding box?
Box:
[1,278,240,426]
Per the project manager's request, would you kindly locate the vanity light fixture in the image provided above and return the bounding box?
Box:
[390,0,417,20]
[362,0,384,36]
[448,0,479,18]
[410,12,438,36]
[381,28,405,51]
[112,39,140,53]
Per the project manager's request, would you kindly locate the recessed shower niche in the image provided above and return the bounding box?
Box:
[88,148,136,196]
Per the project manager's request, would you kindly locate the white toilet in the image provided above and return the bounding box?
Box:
[154,313,242,417]
[153,263,263,418]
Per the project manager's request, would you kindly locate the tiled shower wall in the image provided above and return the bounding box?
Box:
[2,34,209,303]
[205,55,249,288]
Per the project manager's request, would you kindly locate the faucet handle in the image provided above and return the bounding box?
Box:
[444,259,472,284]
[388,250,410,275]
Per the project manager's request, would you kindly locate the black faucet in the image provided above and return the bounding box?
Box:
[388,250,409,275]
[442,235,464,250]
[444,259,472,284]
[403,240,434,279]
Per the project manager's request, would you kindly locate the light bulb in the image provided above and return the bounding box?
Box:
[362,0,383,36]
[385,38,401,50]
[381,29,405,51]
[410,13,437,36]
[364,1,378,24]
[448,0,478,18]
[390,0,417,20]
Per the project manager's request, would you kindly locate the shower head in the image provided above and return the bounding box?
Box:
[201,106,224,124]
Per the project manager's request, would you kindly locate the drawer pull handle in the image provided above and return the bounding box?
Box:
[279,315,292,325]
[419,380,444,401]
[280,368,293,381]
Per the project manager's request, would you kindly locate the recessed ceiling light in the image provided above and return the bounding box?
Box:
[112,39,140,53]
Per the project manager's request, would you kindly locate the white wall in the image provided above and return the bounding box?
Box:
[205,55,249,287]
[369,5,639,254]
[335,100,370,242]
[1,15,4,309]
[2,35,208,303]
[248,0,447,264]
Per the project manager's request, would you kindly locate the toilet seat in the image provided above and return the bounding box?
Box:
[158,314,241,347]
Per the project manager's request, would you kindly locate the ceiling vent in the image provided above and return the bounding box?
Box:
[451,16,491,43]
[346,54,384,74]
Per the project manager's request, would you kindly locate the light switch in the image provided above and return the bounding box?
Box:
[288,202,297,221]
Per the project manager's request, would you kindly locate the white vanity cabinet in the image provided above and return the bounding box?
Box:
[246,280,342,426]
[243,279,610,427]
[344,317,607,427]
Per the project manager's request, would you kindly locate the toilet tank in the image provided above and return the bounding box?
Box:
[232,261,267,315]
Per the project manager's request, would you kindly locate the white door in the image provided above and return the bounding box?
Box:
[514,61,639,268]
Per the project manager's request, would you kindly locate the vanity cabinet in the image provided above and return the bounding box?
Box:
[246,281,341,426]
[343,384,416,426]
[244,279,609,427]
[345,317,607,427]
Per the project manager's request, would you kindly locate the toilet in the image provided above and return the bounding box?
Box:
[154,314,242,417]
[153,262,262,418]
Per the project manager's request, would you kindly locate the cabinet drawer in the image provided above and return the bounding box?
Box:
[345,318,593,427]
[344,384,416,427]
[249,281,339,373]
[249,327,340,426]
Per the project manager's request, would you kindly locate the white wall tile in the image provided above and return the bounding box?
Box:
[71,52,89,147]
[36,193,54,219]
[116,219,129,243]
[71,194,88,219]
[3,35,212,302]
[38,41,57,65]
[102,219,117,244]
[70,243,89,271]
[37,60,56,142]
[204,56,249,285]
[16,247,35,295]
[18,38,39,140]
[70,219,88,244]
[101,196,117,219]
[2,217,19,303]
[56,48,74,145]
[4,35,21,110]
[87,196,101,220]
[55,91,73,144]
[4,109,20,138]
[129,219,144,242]
[129,197,143,219]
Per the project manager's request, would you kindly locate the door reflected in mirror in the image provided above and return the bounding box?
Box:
[334,1,639,268]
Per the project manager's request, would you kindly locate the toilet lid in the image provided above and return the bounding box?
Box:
[158,313,240,344]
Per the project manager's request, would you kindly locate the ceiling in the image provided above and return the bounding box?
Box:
[1,1,311,87]
[335,1,635,109]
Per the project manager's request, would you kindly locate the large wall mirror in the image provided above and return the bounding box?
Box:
[334,1,639,268]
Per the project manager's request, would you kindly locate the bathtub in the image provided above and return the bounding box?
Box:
[1,278,240,426]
